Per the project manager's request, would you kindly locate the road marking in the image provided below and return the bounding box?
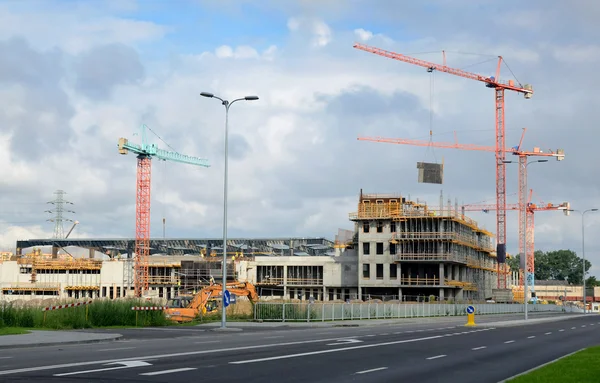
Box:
[53,361,152,377]
[504,340,515,344]
[230,334,447,364]
[264,336,284,339]
[316,332,333,335]
[97,347,136,352]
[591,324,595,326]
[356,367,388,374]
[140,367,197,376]
[0,330,483,376]
[527,336,535,339]
[393,332,403,334]
[545,332,552,335]
[0,357,12,360]
[559,329,564,332]
[326,338,363,346]
[581,325,586,328]
[380,333,389,336]
[426,355,446,360]
[365,335,376,337]
[406,331,414,333]
[572,327,577,329]
[193,341,221,344]
[472,346,486,350]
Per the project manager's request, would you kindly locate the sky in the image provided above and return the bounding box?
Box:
[0,0,598,275]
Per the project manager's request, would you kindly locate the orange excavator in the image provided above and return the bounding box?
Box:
[164,281,259,323]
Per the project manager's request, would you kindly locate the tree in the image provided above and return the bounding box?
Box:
[505,249,591,285]
[586,276,600,287]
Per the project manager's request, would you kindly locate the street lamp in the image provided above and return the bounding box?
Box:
[567,208,598,313]
[200,91,259,329]
[503,158,547,320]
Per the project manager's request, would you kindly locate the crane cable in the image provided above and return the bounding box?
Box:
[424,70,437,163]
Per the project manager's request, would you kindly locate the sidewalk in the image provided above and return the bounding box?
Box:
[0,330,122,350]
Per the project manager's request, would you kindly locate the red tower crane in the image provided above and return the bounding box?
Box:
[354,43,534,288]
[357,129,564,287]
[461,191,570,297]
[118,125,210,297]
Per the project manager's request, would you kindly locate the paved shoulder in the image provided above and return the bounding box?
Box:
[0,330,122,349]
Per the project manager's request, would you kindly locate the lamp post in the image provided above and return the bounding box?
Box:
[567,208,598,313]
[504,158,547,320]
[200,92,259,329]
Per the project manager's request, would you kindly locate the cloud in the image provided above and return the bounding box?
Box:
[287,16,332,47]
[74,43,145,100]
[0,1,599,278]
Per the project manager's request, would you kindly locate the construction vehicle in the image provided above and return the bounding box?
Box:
[164,281,259,323]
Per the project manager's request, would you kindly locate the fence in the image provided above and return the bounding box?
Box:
[253,302,573,322]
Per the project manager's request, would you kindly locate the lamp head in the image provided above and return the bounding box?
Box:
[200,92,214,98]
[245,95,259,101]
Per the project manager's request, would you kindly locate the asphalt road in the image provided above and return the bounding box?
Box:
[0,315,598,382]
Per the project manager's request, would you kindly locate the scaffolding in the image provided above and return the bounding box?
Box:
[351,191,497,300]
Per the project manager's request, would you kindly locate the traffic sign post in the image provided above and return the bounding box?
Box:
[465,305,476,327]
[223,289,231,308]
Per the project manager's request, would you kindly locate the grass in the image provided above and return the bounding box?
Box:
[508,346,600,382]
[0,327,31,336]
[0,299,171,330]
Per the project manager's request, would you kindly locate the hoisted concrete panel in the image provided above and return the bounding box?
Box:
[417,162,444,184]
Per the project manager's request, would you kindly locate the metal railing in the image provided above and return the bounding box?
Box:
[254,302,573,322]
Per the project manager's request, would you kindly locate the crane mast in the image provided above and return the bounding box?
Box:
[354,42,533,289]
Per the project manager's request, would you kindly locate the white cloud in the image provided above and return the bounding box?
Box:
[287,16,332,47]
[354,28,373,41]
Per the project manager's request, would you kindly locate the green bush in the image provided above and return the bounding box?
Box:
[0,299,171,329]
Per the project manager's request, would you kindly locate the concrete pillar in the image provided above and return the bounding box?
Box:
[439,263,445,286]
[89,248,95,259]
[439,288,445,300]
[52,245,59,259]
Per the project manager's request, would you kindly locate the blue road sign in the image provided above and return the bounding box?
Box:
[466,305,475,314]
[223,289,231,307]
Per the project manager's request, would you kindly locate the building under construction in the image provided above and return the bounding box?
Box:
[348,190,498,301]
[2,191,505,302]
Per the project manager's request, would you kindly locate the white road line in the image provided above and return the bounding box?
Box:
[406,331,414,333]
[426,355,446,360]
[559,329,565,332]
[132,328,205,332]
[380,333,389,336]
[355,367,388,374]
[230,334,447,365]
[393,332,403,335]
[545,332,552,335]
[315,332,333,335]
[193,341,221,344]
[572,327,577,329]
[140,367,197,376]
[365,335,376,337]
[0,335,405,376]
[0,357,12,360]
[97,347,137,352]
[504,340,515,344]
[472,346,486,350]
[527,336,535,339]
[591,324,595,326]
[581,325,586,328]
[263,336,284,339]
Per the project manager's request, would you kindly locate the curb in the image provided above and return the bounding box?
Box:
[0,335,123,350]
